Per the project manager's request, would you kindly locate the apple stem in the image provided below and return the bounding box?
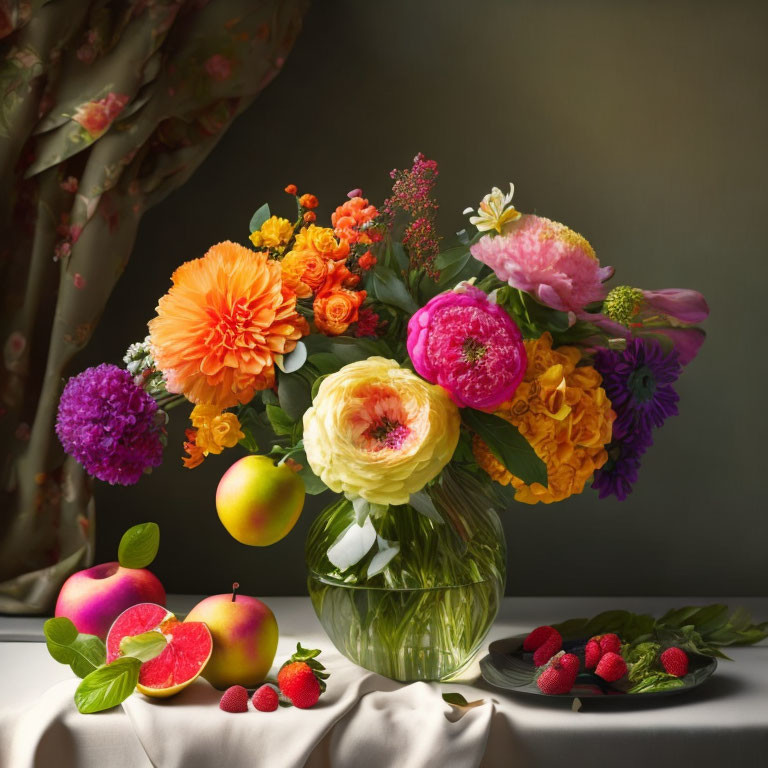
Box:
[232,582,240,602]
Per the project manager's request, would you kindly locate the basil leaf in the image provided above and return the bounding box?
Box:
[75,657,142,714]
[462,409,547,487]
[118,522,160,569]
[44,617,106,679]
[119,631,167,663]
[249,203,270,233]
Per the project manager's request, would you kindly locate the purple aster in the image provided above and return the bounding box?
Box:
[592,430,653,501]
[56,363,164,485]
[595,338,681,439]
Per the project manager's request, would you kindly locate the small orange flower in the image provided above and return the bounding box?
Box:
[299,193,319,209]
[320,259,360,292]
[281,250,328,298]
[293,225,349,261]
[314,289,366,336]
[284,184,298,195]
[332,196,380,245]
[303,211,316,223]
[182,429,205,468]
[358,251,377,271]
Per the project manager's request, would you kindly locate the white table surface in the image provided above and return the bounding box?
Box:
[1,596,766,768]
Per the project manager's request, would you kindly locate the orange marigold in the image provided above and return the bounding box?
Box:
[473,333,615,504]
[293,225,349,261]
[149,241,309,408]
[281,249,328,299]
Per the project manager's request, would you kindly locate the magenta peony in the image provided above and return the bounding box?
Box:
[469,214,613,313]
[407,284,526,409]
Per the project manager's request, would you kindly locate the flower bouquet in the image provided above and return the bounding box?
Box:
[57,154,709,681]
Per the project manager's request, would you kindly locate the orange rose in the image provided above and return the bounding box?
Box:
[281,250,328,298]
[319,259,360,292]
[314,289,365,336]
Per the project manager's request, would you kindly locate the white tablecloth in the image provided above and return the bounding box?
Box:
[1,596,766,768]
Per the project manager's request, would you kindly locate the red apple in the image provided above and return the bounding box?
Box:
[55,561,165,639]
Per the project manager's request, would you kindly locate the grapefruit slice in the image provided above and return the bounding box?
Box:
[106,602,212,698]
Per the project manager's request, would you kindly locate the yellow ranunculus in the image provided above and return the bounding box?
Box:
[191,404,244,456]
[303,357,460,505]
[292,225,349,261]
[249,216,294,248]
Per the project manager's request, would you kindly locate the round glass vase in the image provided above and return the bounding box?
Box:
[305,468,506,682]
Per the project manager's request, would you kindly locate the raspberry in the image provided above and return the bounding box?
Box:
[219,685,249,713]
[523,625,557,652]
[585,639,601,669]
[533,632,563,666]
[595,652,627,682]
[252,684,279,712]
[660,647,689,678]
[536,652,580,695]
[278,661,321,709]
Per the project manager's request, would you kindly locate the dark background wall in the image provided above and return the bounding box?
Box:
[83,0,768,597]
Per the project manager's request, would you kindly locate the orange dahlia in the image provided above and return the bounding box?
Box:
[149,241,308,408]
[473,333,614,504]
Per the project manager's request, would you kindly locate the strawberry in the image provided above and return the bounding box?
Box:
[219,685,249,713]
[585,633,622,668]
[533,632,563,666]
[536,652,580,694]
[595,651,627,682]
[252,684,279,712]
[278,662,321,709]
[598,633,621,655]
[523,625,558,652]
[660,647,689,678]
[585,639,601,669]
[277,643,329,709]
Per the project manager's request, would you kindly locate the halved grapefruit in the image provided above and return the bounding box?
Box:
[106,602,212,698]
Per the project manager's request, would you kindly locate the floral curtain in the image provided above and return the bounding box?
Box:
[0,0,309,613]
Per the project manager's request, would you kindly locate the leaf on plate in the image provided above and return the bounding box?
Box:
[119,631,167,663]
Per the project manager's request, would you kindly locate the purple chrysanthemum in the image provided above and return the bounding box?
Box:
[56,363,164,485]
[595,338,681,439]
[592,430,653,501]
[591,338,681,500]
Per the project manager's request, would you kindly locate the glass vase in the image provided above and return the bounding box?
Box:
[305,468,506,682]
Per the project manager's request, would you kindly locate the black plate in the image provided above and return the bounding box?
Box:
[480,635,717,699]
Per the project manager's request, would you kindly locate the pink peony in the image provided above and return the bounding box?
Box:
[407,284,526,409]
[470,214,613,313]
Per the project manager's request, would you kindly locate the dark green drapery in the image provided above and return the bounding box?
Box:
[0,0,309,613]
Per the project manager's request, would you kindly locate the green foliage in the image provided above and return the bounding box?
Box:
[118,631,167,663]
[277,372,312,422]
[74,657,142,714]
[266,404,295,436]
[237,404,261,452]
[370,265,420,314]
[442,692,469,706]
[43,618,106,679]
[462,409,547,487]
[249,203,270,233]
[118,522,160,569]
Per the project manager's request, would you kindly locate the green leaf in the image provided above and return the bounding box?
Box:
[44,618,106,679]
[442,692,469,706]
[119,631,167,663]
[308,353,342,376]
[367,536,400,578]
[462,409,547,487]
[266,404,295,436]
[276,341,307,374]
[371,266,419,314]
[249,203,270,233]
[118,522,160,569]
[311,373,329,401]
[237,406,261,453]
[407,490,444,524]
[327,517,377,571]
[278,373,311,422]
[75,657,142,714]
